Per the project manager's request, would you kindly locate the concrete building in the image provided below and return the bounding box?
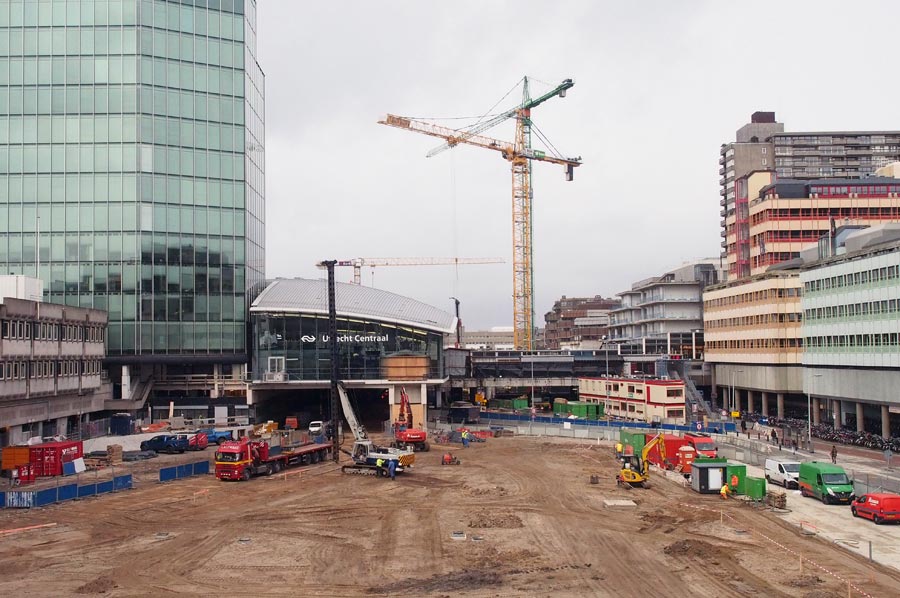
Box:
[579,376,687,425]
[609,259,720,359]
[703,269,804,420]
[0,1,265,420]
[542,295,620,350]
[724,170,900,280]
[801,224,900,439]
[720,113,900,273]
[719,112,784,256]
[459,326,515,351]
[0,277,108,446]
[247,278,455,429]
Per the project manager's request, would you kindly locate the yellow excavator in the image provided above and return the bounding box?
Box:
[617,433,667,489]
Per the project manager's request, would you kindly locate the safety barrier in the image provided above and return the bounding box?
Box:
[471,412,737,433]
[158,460,211,483]
[2,475,133,509]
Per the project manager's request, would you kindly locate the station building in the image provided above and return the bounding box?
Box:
[247,278,455,430]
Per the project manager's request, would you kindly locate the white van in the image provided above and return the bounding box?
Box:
[765,458,801,489]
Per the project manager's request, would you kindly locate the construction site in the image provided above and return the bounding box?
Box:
[1,428,899,598]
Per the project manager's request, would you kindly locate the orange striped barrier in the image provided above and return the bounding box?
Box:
[0,522,57,536]
[191,489,210,503]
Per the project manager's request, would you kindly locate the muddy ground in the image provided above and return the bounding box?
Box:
[1,436,898,597]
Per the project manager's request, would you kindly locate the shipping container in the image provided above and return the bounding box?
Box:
[643,434,689,470]
[619,430,646,453]
[1,446,32,470]
[22,441,84,478]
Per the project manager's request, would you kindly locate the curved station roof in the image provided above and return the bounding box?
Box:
[250,278,456,334]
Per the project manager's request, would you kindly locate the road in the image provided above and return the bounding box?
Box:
[0,435,898,597]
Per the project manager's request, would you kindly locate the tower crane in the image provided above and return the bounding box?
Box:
[379,77,581,350]
[322,257,505,285]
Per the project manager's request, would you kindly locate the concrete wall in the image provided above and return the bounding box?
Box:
[714,363,803,394]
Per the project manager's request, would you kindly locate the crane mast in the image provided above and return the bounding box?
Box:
[379,77,581,349]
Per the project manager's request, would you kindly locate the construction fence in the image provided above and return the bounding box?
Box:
[1,474,133,509]
[158,460,210,483]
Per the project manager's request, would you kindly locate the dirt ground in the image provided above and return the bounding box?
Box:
[1,436,899,597]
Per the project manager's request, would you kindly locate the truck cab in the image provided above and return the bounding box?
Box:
[683,433,717,458]
[799,461,855,504]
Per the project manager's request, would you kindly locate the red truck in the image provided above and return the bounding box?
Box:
[214,435,331,481]
[683,432,718,458]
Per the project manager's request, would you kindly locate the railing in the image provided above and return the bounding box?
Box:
[254,366,444,382]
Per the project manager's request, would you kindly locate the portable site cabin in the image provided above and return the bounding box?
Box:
[691,461,727,494]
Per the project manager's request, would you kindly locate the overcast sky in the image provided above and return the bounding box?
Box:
[257,1,900,329]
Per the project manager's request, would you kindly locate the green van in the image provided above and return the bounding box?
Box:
[798,461,855,504]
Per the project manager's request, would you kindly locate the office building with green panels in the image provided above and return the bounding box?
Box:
[0,0,264,416]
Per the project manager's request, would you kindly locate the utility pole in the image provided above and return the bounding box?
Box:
[321,260,340,463]
[450,297,461,348]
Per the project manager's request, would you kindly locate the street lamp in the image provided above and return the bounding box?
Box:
[601,334,610,378]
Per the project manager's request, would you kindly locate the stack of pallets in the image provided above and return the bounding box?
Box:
[766,490,787,509]
[106,444,123,464]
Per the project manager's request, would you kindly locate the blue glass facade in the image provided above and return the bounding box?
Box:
[0,0,264,361]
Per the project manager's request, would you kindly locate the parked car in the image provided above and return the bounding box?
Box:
[140,435,189,454]
[199,429,234,445]
[308,420,324,436]
[851,493,900,524]
[765,458,801,489]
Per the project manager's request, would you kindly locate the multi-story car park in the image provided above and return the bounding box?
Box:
[801,225,900,439]
[0,277,108,446]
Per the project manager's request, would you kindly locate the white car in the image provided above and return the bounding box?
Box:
[308,421,324,435]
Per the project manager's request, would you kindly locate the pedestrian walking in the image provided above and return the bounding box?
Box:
[375,457,386,477]
[461,430,470,448]
[885,447,894,469]
[770,429,777,444]
[387,459,397,480]
[831,444,838,464]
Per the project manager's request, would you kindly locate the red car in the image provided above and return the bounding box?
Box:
[851,493,900,524]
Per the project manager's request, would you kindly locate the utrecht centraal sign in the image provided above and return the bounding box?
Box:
[300,334,389,343]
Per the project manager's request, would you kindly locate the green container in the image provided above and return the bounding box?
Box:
[725,463,747,494]
[744,476,767,500]
[619,430,645,452]
[512,398,530,410]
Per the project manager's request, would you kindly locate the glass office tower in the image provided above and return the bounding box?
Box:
[0,0,264,373]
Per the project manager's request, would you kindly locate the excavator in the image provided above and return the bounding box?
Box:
[391,387,430,452]
[617,433,667,489]
[337,383,415,476]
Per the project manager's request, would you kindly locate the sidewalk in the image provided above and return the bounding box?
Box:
[714,431,900,495]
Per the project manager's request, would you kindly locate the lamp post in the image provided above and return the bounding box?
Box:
[730,368,743,421]
[601,334,610,378]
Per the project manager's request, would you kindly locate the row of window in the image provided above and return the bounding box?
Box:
[706,313,802,329]
[0,358,102,380]
[706,338,802,350]
[806,334,900,349]
[805,299,900,321]
[804,265,900,293]
[0,319,105,342]
[704,286,800,309]
[0,2,246,39]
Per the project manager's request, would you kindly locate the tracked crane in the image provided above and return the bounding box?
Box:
[379,77,582,349]
[325,256,504,285]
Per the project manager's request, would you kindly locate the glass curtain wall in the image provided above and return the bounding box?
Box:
[253,314,443,381]
[0,0,263,358]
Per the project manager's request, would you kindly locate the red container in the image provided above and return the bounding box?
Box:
[644,434,689,470]
[28,441,84,477]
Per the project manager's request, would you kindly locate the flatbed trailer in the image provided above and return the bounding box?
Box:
[215,439,332,481]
